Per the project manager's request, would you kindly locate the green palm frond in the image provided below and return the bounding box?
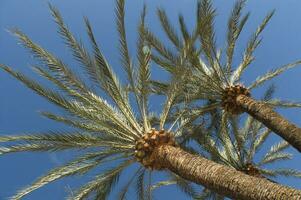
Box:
[226,0,249,72]
[264,99,301,108]
[247,128,271,161]
[197,0,217,67]
[0,132,133,152]
[48,4,95,86]
[231,10,275,83]
[157,8,182,49]
[248,60,301,89]
[137,6,151,132]
[259,152,292,166]
[70,159,133,200]
[258,141,291,166]
[118,167,144,200]
[144,28,178,72]
[11,150,120,200]
[261,168,301,178]
[178,14,191,45]
[12,29,89,93]
[116,0,132,80]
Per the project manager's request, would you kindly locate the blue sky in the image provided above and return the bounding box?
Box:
[1,0,301,199]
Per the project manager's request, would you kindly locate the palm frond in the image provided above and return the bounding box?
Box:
[146,171,152,200]
[49,4,97,88]
[70,159,133,200]
[137,6,151,131]
[261,84,276,101]
[2,61,138,142]
[136,168,147,200]
[116,0,132,81]
[231,10,274,83]
[11,29,89,92]
[259,152,292,166]
[249,60,301,89]
[218,112,240,166]
[258,141,291,165]
[118,167,144,200]
[226,0,249,73]
[167,172,199,198]
[86,4,142,135]
[247,128,271,161]
[159,77,184,129]
[157,8,182,49]
[178,14,190,45]
[197,0,217,66]
[0,132,133,155]
[261,168,301,178]
[264,99,301,108]
[151,180,177,191]
[144,28,178,67]
[10,151,119,200]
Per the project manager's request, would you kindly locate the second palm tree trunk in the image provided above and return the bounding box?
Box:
[236,94,301,152]
[155,145,301,200]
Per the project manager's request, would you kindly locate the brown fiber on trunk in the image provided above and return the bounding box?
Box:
[155,145,301,200]
[236,94,301,152]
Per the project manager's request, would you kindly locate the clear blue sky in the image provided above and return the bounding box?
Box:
[1,0,301,199]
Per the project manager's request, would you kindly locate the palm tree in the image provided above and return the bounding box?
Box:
[1,0,301,199]
[153,86,301,199]
[146,0,301,152]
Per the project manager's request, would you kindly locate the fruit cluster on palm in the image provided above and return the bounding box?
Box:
[1,0,301,199]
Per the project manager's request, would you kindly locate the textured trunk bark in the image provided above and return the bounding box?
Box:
[155,145,301,200]
[236,94,301,152]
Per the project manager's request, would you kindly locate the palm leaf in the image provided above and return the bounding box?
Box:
[249,60,301,89]
[231,10,275,83]
[70,159,133,200]
[10,151,120,200]
[157,8,182,49]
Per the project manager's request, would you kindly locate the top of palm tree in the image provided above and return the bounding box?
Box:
[0,0,198,199]
[146,0,301,115]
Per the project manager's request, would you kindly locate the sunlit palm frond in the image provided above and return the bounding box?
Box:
[11,150,121,200]
[248,60,301,90]
[258,141,291,166]
[157,8,182,49]
[226,0,249,73]
[137,6,151,131]
[231,10,275,83]
[11,29,89,93]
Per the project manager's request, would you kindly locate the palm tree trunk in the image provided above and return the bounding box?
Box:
[155,145,301,200]
[236,94,301,152]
